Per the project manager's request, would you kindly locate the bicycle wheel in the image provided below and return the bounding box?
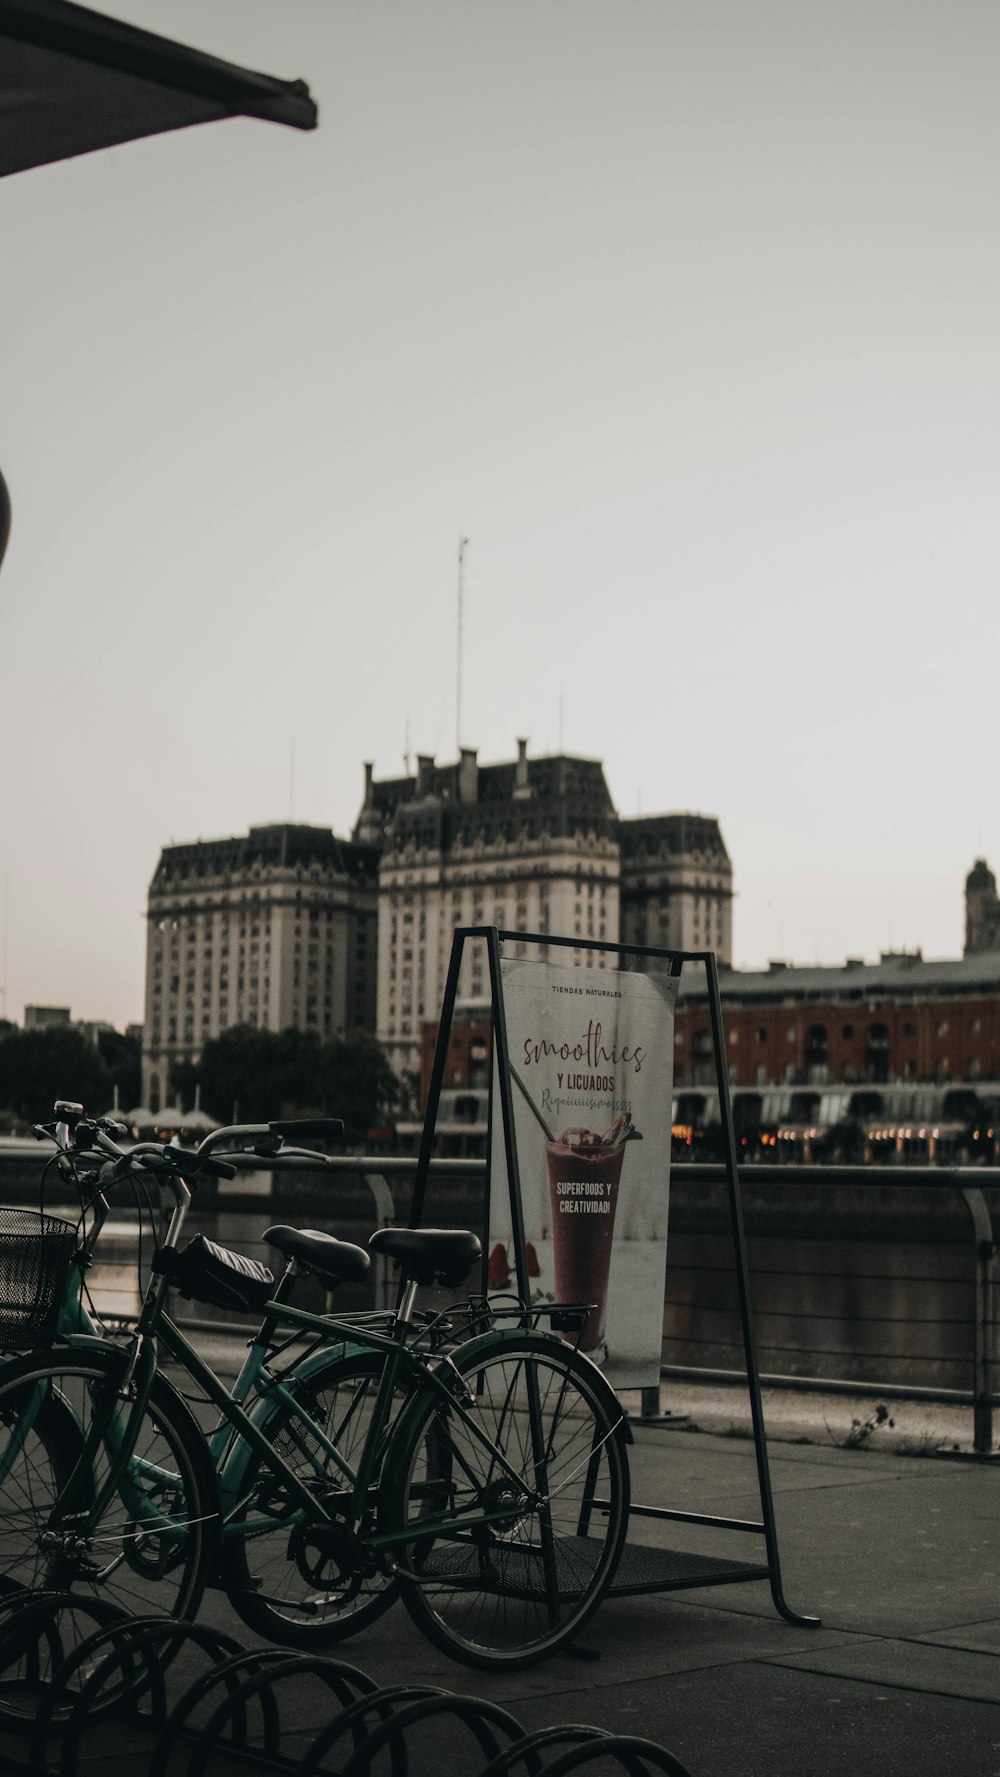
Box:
[0,1347,216,1626]
[379,1333,629,1669]
[224,1351,434,1645]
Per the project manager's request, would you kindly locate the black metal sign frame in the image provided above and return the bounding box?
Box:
[411,925,818,1629]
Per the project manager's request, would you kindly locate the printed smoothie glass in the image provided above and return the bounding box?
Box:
[545,1121,633,1364]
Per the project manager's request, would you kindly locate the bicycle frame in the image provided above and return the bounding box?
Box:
[27,1276,550,1575]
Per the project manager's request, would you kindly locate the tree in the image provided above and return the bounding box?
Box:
[324,1032,400,1143]
[0,1027,111,1125]
[179,1026,399,1143]
[96,1028,141,1109]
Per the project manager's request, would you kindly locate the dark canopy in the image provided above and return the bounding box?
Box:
[0,471,10,572]
[0,0,317,178]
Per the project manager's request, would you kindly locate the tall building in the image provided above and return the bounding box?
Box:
[142,824,377,1108]
[141,748,733,1104]
[355,742,620,1079]
[619,813,733,960]
[354,741,732,1081]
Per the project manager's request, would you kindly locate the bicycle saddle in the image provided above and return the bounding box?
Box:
[369,1227,482,1287]
[263,1225,370,1284]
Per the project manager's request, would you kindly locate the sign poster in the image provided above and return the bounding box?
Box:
[488,957,678,1391]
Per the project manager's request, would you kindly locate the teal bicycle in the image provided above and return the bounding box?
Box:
[0,1108,630,1670]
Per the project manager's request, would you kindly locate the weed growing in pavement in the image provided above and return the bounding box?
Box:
[830,1402,895,1449]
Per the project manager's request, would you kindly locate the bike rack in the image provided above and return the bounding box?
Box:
[476,1732,694,1774]
[152,1647,379,1776]
[29,1616,244,1776]
[0,1589,128,1735]
[0,1597,692,1777]
[298,1687,528,1777]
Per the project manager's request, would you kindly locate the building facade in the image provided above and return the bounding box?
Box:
[354,740,733,1081]
[355,743,622,1080]
[619,813,732,960]
[673,949,1000,1162]
[141,746,732,1106]
[142,824,378,1108]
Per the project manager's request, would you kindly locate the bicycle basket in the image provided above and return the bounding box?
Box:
[0,1207,77,1350]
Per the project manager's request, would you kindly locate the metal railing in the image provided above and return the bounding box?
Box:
[4,1145,995,1450]
[664,1161,999,1454]
[200,1155,1000,1451]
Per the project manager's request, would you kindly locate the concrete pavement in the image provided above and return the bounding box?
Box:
[3,1369,998,1775]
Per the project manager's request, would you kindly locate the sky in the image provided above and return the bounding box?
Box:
[1,0,998,1030]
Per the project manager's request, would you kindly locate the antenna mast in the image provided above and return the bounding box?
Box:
[456,535,469,753]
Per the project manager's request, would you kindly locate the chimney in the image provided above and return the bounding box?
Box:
[459,747,478,803]
[514,738,530,798]
[353,763,379,844]
[416,754,435,795]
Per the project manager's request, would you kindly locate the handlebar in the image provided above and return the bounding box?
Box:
[197,1116,344,1156]
[35,1100,352,1194]
[120,1140,237,1181]
[32,1115,237,1183]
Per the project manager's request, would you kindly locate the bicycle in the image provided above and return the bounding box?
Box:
[0,1108,630,1671]
[0,1103,459,1649]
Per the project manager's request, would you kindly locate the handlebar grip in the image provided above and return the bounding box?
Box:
[268,1118,344,1140]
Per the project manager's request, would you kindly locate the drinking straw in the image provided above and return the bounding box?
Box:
[510,1067,556,1143]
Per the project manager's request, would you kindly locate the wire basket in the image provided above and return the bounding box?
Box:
[0,1208,77,1350]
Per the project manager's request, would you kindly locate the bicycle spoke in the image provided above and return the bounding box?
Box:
[383,1336,628,1669]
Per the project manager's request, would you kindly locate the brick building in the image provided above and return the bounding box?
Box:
[673,950,1000,1162]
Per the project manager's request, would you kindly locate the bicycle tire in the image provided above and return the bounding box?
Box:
[378,1332,629,1669]
[223,1349,443,1646]
[0,1347,217,1630]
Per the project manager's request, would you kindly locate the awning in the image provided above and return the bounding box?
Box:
[0,0,317,178]
[0,470,9,571]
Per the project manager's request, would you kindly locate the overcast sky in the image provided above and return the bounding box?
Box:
[2,0,998,1029]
